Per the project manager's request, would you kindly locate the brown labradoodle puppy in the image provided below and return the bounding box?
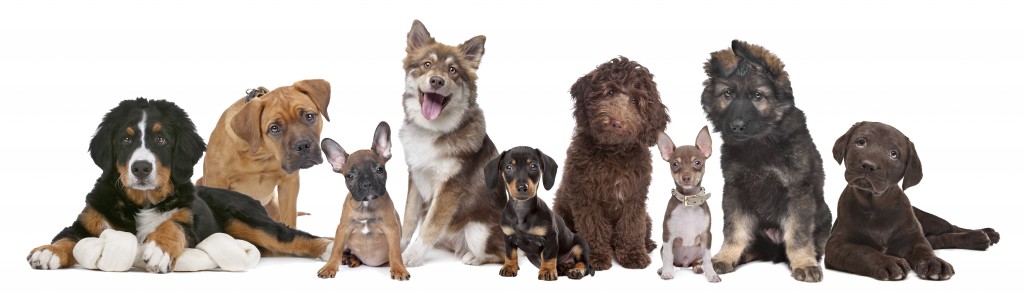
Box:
[553,57,670,270]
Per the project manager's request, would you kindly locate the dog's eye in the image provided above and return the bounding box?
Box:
[724,90,733,99]
[121,137,132,145]
[606,89,615,96]
[346,173,355,180]
[269,124,282,135]
[693,160,702,168]
[505,164,512,171]
[855,138,866,147]
[671,161,680,170]
[305,113,317,123]
[448,66,457,74]
[630,97,639,105]
[155,137,166,145]
[529,163,538,171]
[753,92,762,101]
[889,150,899,159]
[423,62,431,68]
[376,166,384,174]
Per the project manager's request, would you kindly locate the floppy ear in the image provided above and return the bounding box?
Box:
[89,120,114,173]
[656,132,675,162]
[902,139,923,190]
[294,79,331,122]
[570,73,592,125]
[172,119,207,184]
[695,126,713,158]
[832,122,862,165]
[321,138,347,173]
[230,99,265,153]
[371,121,392,161]
[407,20,435,53]
[536,148,559,191]
[459,35,486,68]
[484,150,507,192]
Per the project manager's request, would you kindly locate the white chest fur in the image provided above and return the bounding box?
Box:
[665,205,709,246]
[135,208,179,241]
[400,123,462,201]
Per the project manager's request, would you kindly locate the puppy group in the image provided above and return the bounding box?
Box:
[27,20,1000,284]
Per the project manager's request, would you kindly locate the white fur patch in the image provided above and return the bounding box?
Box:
[462,222,490,265]
[141,240,171,273]
[665,205,709,246]
[400,123,462,202]
[135,208,179,241]
[127,111,158,190]
[402,241,429,267]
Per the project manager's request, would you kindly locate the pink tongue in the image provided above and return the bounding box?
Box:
[421,94,442,121]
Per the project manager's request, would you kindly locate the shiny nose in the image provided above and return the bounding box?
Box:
[131,161,152,179]
[860,160,877,172]
[610,118,623,129]
[429,76,445,89]
[730,120,746,133]
[516,183,528,193]
[295,140,311,152]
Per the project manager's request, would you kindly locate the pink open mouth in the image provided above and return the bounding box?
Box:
[418,91,451,121]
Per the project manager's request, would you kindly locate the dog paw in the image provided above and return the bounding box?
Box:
[615,250,651,269]
[402,243,428,267]
[341,251,362,268]
[538,267,558,281]
[499,264,519,277]
[711,259,735,274]
[567,268,585,280]
[390,267,411,281]
[658,267,674,280]
[983,228,1000,245]
[693,261,705,274]
[27,246,66,270]
[871,256,911,281]
[915,256,954,280]
[963,230,993,250]
[141,241,174,273]
[706,273,722,283]
[590,252,612,271]
[791,265,823,282]
[317,264,338,279]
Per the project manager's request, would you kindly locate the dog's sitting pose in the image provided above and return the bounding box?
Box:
[701,40,832,282]
[655,126,720,283]
[487,147,594,281]
[200,79,331,228]
[553,57,670,270]
[27,98,333,272]
[399,20,506,266]
[826,121,1000,281]
[317,121,410,281]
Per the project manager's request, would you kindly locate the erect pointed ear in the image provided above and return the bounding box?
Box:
[484,150,508,192]
[293,79,331,122]
[371,121,392,161]
[459,35,486,68]
[407,20,435,53]
[320,138,348,173]
[902,139,923,190]
[656,132,675,162]
[731,39,766,74]
[536,148,559,191]
[230,99,265,153]
[695,126,713,158]
[832,122,862,165]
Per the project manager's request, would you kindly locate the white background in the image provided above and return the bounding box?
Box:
[1,0,1019,294]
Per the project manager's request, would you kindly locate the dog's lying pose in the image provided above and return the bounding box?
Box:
[826,121,1000,281]
[27,98,332,273]
[317,121,410,281]
[488,147,594,281]
[200,80,331,228]
[656,126,720,283]
[399,20,506,266]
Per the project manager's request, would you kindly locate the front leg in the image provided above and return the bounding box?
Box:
[277,173,300,228]
[29,206,110,270]
[141,209,193,273]
[318,222,351,279]
[571,200,613,270]
[711,206,754,275]
[499,234,519,277]
[403,182,459,267]
[658,240,676,280]
[383,210,410,281]
[612,200,652,269]
[400,177,423,250]
[782,193,823,282]
[825,234,911,281]
[538,233,559,281]
[905,239,954,280]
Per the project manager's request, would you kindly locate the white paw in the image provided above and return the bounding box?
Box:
[659,268,674,280]
[706,273,722,283]
[141,241,172,273]
[402,242,428,267]
[28,249,61,270]
[320,242,334,261]
[461,252,486,265]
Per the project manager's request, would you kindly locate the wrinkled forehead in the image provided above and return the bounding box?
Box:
[343,150,382,171]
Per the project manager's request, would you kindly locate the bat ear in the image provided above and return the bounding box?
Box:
[485,150,508,192]
[371,121,392,161]
[536,148,559,191]
[321,138,347,173]
[407,20,435,53]
[833,122,863,165]
[902,139,923,190]
[230,99,265,153]
[656,132,675,162]
[294,79,331,122]
[695,126,713,158]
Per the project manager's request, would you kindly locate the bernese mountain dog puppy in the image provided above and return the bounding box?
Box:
[27,98,332,273]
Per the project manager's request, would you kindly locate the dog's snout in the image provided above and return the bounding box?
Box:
[730,119,746,133]
[681,175,692,183]
[516,183,528,193]
[610,118,623,129]
[429,76,445,89]
[294,140,312,152]
[860,160,877,172]
[131,161,153,179]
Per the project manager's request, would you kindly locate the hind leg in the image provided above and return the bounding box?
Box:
[914,207,998,250]
[560,235,593,280]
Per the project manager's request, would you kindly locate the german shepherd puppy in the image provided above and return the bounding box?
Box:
[398,20,505,267]
[700,40,832,282]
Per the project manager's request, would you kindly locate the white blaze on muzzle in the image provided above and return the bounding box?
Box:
[127,111,158,190]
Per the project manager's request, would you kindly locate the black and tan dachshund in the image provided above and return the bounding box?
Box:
[486,146,594,281]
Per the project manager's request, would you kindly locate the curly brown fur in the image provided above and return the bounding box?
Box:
[553,57,669,270]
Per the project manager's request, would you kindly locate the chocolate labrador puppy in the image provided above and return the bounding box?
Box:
[826,121,1000,281]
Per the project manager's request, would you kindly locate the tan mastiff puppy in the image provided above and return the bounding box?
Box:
[199,79,331,228]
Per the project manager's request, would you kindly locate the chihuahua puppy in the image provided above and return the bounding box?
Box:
[317,121,410,281]
[655,126,720,282]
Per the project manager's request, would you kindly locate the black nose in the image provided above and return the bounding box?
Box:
[429,76,445,89]
[516,183,528,193]
[131,161,152,179]
[730,120,746,133]
[294,140,311,152]
[860,160,877,172]
[362,182,373,189]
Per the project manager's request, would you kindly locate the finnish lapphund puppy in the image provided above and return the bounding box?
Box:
[27,98,332,273]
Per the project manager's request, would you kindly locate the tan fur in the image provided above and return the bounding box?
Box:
[711,211,754,266]
[118,159,172,206]
[79,206,111,236]
[499,247,520,277]
[200,79,331,228]
[144,217,187,269]
[224,220,330,257]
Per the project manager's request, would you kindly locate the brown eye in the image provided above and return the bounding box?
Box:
[305,113,317,123]
[155,137,166,145]
[671,161,680,169]
[724,90,733,99]
[753,92,762,101]
[529,163,538,171]
[121,137,132,145]
[889,150,899,159]
[269,124,282,135]
[631,97,638,105]
[693,160,702,168]
[606,89,615,96]
[505,164,513,171]
[423,62,431,68]
[855,138,866,147]
[448,66,457,74]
